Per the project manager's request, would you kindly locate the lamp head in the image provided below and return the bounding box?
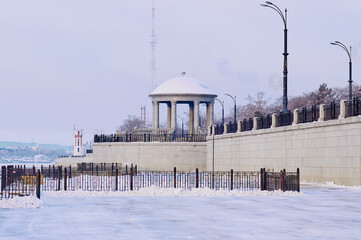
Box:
[265,1,273,5]
[330,42,337,45]
[335,41,341,44]
[260,4,268,7]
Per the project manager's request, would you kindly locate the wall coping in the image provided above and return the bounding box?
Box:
[207,115,361,141]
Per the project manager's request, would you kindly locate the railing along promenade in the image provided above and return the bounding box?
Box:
[213,97,361,135]
[1,164,300,200]
[94,133,207,143]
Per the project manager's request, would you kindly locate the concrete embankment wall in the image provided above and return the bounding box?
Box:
[89,142,207,172]
[207,116,361,186]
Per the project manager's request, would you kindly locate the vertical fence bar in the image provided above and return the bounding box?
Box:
[297,168,300,192]
[231,169,233,190]
[130,166,133,191]
[173,167,176,188]
[57,166,61,191]
[1,166,6,192]
[115,168,118,191]
[36,170,41,199]
[196,168,199,188]
[64,168,67,191]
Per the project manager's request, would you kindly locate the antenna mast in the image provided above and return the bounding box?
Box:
[150,0,157,93]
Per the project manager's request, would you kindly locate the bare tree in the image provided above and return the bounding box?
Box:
[118,115,145,133]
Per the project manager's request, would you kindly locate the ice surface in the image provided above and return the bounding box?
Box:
[0,184,361,240]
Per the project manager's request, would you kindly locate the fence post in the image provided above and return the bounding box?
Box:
[41,165,44,175]
[174,167,176,188]
[252,117,258,130]
[64,168,67,191]
[237,120,242,133]
[196,168,199,188]
[223,123,228,134]
[96,165,99,176]
[130,166,133,191]
[263,168,267,191]
[339,100,346,119]
[280,170,283,191]
[297,168,300,192]
[33,165,36,175]
[1,166,6,192]
[115,168,118,191]
[271,113,277,128]
[69,165,72,178]
[292,109,299,125]
[318,104,325,122]
[126,165,128,175]
[230,169,233,190]
[57,166,61,191]
[36,169,41,199]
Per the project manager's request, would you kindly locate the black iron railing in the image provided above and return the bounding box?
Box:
[257,114,272,129]
[215,124,224,135]
[0,166,40,200]
[94,133,207,143]
[324,101,340,120]
[298,106,319,123]
[276,111,293,127]
[346,97,361,117]
[241,118,253,132]
[227,121,237,133]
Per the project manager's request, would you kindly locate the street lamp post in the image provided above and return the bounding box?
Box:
[331,41,352,101]
[261,1,288,112]
[177,115,184,137]
[215,98,224,125]
[225,94,236,122]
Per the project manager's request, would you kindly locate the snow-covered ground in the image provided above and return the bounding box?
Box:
[0,183,361,239]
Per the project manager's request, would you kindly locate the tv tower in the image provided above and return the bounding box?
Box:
[150,0,157,93]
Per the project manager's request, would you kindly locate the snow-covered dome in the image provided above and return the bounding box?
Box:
[150,75,216,96]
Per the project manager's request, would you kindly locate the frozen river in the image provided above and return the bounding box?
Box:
[0,183,360,240]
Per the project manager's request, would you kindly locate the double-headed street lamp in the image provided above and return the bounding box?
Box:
[215,98,224,125]
[331,41,353,101]
[261,1,288,112]
[225,94,236,123]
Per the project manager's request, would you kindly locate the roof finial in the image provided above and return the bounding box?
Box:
[181,72,186,77]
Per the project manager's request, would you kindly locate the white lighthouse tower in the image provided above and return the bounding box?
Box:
[73,128,83,156]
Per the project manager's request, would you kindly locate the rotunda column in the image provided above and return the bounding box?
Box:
[189,102,194,134]
[167,102,171,129]
[194,101,200,134]
[171,101,177,130]
[207,101,214,128]
[152,100,159,129]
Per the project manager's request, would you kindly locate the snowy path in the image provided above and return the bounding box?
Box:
[0,184,361,240]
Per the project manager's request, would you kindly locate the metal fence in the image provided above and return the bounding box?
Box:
[227,121,238,133]
[298,106,319,123]
[1,166,40,200]
[39,165,300,192]
[257,114,272,129]
[94,133,207,143]
[324,101,340,120]
[241,118,254,131]
[1,165,301,199]
[276,111,293,127]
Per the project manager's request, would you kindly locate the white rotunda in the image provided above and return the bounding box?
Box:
[149,74,217,134]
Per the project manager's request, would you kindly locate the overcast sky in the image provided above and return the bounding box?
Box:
[0,0,360,145]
